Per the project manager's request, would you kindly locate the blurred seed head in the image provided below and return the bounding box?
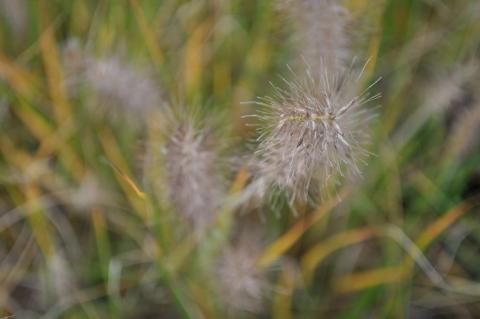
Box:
[447,102,480,162]
[164,119,225,233]
[0,0,27,37]
[84,56,163,115]
[215,229,267,313]
[445,65,480,162]
[62,38,87,86]
[0,97,9,126]
[250,64,380,205]
[61,40,164,118]
[45,252,75,302]
[69,174,112,212]
[423,63,477,116]
[278,0,350,76]
[392,62,478,148]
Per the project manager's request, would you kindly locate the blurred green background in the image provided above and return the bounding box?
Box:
[1,0,480,318]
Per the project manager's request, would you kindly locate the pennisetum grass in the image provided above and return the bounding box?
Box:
[248,64,380,206]
[247,0,380,207]
[0,0,27,37]
[162,115,226,234]
[84,56,163,114]
[447,101,480,162]
[278,0,351,77]
[62,40,164,118]
[214,227,268,313]
[4,1,480,318]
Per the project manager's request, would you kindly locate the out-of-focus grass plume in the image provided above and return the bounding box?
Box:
[1,0,480,318]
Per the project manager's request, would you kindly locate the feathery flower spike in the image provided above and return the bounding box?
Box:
[250,63,380,205]
[164,120,225,233]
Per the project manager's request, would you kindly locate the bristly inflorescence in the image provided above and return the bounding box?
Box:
[250,64,380,205]
[164,120,225,233]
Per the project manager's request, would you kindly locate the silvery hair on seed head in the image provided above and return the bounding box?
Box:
[248,63,380,205]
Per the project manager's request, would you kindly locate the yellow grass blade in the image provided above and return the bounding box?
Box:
[272,262,296,319]
[0,137,54,257]
[0,52,41,99]
[9,100,53,144]
[184,22,209,98]
[37,0,72,124]
[112,165,147,200]
[129,0,164,66]
[256,187,351,268]
[334,198,476,293]
[23,186,54,257]
[335,266,404,293]
[301,227,375,282]
[416,200,473,249]
[229,167,250,195]
[189,282,218,319]
[14,99,84,181]
[92,208,111,278]
[98,129,149,221]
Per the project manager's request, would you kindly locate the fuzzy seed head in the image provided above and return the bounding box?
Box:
[251,66,379,204]
[215,232,267,313]
[164,122,224,233]
[279,0,350,76]
[448,102,480,162]
[0,0,27,36]
[424,64,477,116]
[84,56,163,114]
[46,252,75,301]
